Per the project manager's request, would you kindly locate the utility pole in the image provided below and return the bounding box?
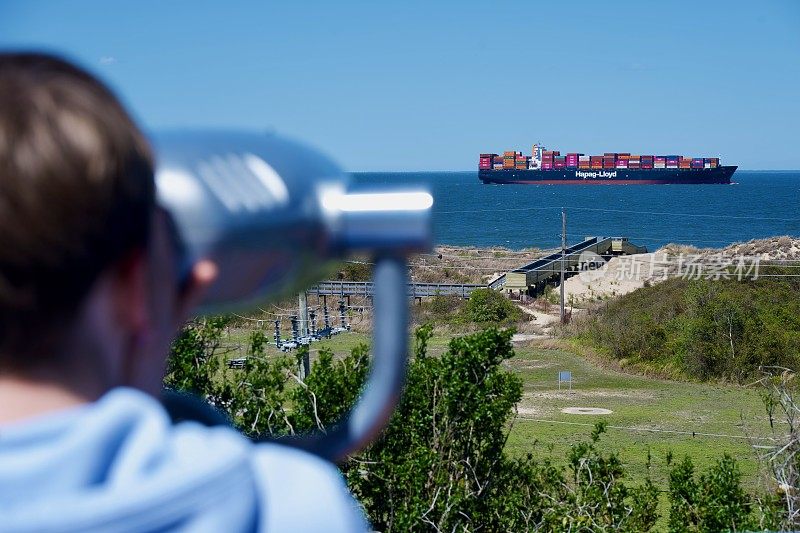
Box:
[298,292,308,337]
[560,208,566,325]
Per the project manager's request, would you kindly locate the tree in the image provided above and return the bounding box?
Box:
[168,321,793,531]
[164,318,296,437]
[667,454,755,532]
[288,325,659,531]
[461,288,522,324]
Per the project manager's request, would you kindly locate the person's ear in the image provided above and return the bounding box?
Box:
[173,259,218,329]
[109,248,151,337]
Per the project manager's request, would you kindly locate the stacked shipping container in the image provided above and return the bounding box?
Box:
[486,147,721,172]
[503,151,515,169]
[541,149,558,170]
[479,153,494,170]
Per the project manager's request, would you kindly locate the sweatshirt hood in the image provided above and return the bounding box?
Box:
[0,388,259,532]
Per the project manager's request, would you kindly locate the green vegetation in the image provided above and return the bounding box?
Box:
[462,287,523,324]
[166,319,794,531]
[413,294,465,326]
[504,344,769,485]
[666,454,772,532]
[413,289,523,329]
[336,260,372,281]
[575,271,800,381]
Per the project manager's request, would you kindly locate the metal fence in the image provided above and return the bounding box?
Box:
[310,281,484,299]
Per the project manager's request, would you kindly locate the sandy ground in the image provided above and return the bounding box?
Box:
[561,407,614,415]
[512,266,633,334]
[561,254,654,304]
[409,245,554,285]
[661,235,800,261]
[551,235,800,306]
[519,306,560,326]
[511,333,547,343]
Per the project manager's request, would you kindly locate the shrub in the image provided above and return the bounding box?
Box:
[413,293,465,326]
[461,288,522,325]
[338,260,372,281]
[667,454,755,532]
[578,273,800,382]
[166,322,776,531]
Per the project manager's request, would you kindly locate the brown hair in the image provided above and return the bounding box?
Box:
[0,52,155,366]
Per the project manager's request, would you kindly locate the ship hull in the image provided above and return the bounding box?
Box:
[479,166,736,185]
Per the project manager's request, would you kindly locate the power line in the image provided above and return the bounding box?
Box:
[560,232,780,246]
[436,203,800,222]
[515,417,776,442]
[438,206,561,214]
[564,206,800,222]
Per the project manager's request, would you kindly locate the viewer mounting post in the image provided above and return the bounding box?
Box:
[560,208,566,324]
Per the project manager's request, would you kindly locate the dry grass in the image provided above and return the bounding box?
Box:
[409,245,551,285]
[658,235,800,261]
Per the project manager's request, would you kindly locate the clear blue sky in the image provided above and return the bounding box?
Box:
[2,0,799,171]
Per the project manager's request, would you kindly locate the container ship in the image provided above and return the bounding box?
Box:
[479,145,736,185]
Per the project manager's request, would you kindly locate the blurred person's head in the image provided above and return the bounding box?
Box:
[0,52,185,403]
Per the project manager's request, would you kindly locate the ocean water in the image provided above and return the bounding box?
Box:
[352,171,800,251]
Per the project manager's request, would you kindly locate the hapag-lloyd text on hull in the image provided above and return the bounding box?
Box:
[576,170,618,179]
[477,166,736,185]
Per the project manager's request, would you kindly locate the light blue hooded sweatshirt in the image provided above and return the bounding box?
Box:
[0,388,368,532]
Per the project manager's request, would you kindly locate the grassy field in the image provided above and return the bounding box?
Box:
[221,325,774,515]
[503,340,777,529]
[505,341,771,487]
[223,327,771,471]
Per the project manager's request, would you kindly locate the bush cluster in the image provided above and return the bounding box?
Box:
[578,271,800,381]
[166,321,788,531]
[414,289,524,328]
